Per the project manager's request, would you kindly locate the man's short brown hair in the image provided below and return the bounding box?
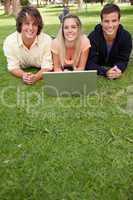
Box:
[16,6,43,35]
[100,3,121,20]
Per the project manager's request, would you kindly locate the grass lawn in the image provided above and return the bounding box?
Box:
[0,4,133,200]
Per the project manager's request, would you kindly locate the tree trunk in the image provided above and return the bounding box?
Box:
[63,0,69,7]
[4,0,21,15]
[12,0,21,16]
[4,0,12,14]
[37,0,40,6]
[77,0,83,9]
[130,0,133,5]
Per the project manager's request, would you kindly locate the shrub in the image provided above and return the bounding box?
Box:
[20,0,30,6]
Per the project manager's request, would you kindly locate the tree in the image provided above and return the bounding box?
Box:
[2,0,20,15]
[12,0,21,15]
[77,0,83,8]
[129,0,133,5]
[62,0,84,9]
[2,0,29,16]
[3,0,12,14]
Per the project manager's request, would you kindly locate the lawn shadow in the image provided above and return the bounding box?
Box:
[0,25,16,44]
[0,13,15,19]
[44,23,60,36]
[40,4,75,13]
[78,6,133,17]
[42,4,133,19]
[122,7,133,16]
[0,23,59,42]
[78,10,100,17]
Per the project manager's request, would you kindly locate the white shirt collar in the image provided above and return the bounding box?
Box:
[17,32,38,48]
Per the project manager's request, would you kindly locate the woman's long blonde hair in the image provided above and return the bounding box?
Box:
[57,14,83,69]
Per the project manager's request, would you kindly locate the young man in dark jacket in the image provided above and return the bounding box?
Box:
[86,3,132,79]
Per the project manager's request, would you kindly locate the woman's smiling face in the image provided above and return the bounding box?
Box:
[63,18,79,43]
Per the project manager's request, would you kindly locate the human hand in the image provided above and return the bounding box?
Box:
[106,66,122,80]
[28,73,38,84]
[22,72,35,84]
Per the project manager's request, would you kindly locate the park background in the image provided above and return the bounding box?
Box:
[0,1,133,200]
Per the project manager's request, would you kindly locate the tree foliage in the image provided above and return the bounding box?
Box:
[1,0,30,15]
[21,0,30,6]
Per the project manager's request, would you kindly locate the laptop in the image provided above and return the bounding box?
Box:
[43,70,97,96]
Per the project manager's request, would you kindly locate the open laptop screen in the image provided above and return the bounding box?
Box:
[43,70,97,96]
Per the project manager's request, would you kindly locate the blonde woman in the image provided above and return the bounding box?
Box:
[51,14,91,71]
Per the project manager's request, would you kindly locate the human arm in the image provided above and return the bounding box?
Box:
[75,35,91,71]
[52,52,62,71]
[27,68,52,84]
[51,39,62,71]
[106,66,122,79]
[10,68,25,78]
[11,67,52,84]
[28,47,53,84]
[106,30,132,79]
[112,31,132,72]
[12,67,52,85]
[5,48,52,84]
[76,49,89,71]
[3,33,33,84]
[25,34,54,83]
[10,68,35,84]
[4,49,52,84]
[26,33,53,83]
[85,30,108,76]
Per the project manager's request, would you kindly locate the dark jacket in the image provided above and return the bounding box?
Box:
[86,24,132,77]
